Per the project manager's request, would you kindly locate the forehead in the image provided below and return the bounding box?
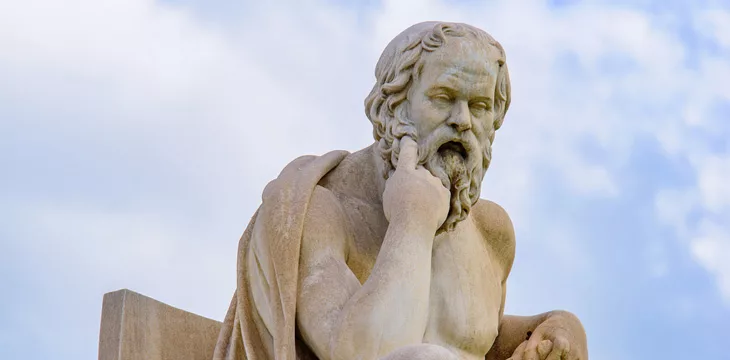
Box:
[417,39,499,92]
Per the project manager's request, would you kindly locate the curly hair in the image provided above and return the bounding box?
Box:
[364,21,511,178]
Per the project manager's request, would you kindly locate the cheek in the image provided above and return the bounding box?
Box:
[411,102,449,131]
[477,114,495,135]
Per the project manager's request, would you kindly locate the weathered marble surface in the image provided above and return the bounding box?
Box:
[98,289,221,360]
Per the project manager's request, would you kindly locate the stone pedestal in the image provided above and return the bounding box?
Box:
[98,289,221,360]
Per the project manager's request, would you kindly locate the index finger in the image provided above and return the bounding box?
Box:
[397,136,419,169]
[522,331,545,360]
[507,340,528,360]
[545,337,570,360]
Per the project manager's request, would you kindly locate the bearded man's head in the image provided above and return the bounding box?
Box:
[364,21,511,233]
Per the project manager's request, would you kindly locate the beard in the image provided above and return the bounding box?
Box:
[377,105,493,234]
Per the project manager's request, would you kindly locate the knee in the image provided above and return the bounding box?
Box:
[380,344,458,360]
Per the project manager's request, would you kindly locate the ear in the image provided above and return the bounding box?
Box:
[493,61,511,131]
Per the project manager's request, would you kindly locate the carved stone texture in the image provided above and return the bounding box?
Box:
[98,289,221,360]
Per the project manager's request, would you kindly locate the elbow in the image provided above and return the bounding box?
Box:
[327,323,387,360]
[326,316,359,360]
[548,310,584,326]
[328,334,366,360]
[546,310,587,342]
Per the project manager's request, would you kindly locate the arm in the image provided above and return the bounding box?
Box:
[296,186,437,360]
[487,310,587,360]
[482,260,587,360]
[485,290,552,360]
[297,138,450,360]
[474,202,587,360]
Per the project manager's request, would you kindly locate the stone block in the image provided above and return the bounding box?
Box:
[98,289,221,360]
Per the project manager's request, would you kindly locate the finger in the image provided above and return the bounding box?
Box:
[545,337,570,360]
[544,348,566,360]
[522,333,545,360]
[537,340,553,359]
[397,136,419,169]
[523,347,539,360]
[553,336,570,354]
[507,340,529,360]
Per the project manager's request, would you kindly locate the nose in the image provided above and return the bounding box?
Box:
[447,101,471,132]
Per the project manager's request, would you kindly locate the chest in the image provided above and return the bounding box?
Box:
[424,225,504,356]
[344,211,504,356]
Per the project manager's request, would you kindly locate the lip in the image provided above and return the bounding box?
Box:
[437,139,469,159]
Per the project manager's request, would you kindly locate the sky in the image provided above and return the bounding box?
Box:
[1,0,729,359]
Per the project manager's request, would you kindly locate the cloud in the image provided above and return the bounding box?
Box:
[694,8,730,50]
[651,6,730,306]
[691,219,730,300]
[655,153,730,305]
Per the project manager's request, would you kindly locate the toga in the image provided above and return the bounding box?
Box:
[213,150,349,360]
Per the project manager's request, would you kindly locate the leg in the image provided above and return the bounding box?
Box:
[379,344,460,360]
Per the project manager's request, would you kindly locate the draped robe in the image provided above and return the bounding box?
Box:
[213,150,349,360]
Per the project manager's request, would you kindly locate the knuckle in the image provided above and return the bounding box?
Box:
[522,349,537,360]
[556,337,570,349]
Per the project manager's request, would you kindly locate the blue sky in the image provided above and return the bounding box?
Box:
[1,0,729,359]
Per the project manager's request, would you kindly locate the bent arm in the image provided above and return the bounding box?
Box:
[472,201,586,359]
[296,187,436,360]
[486,312,553,360]
[485,286,586,360]
[487,311,587,360]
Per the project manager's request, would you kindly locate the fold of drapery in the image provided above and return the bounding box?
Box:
[213,150,350,360]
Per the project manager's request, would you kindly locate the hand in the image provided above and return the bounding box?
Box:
[509,339,555,360]
[507,312,587,360]
[383,136,450,232]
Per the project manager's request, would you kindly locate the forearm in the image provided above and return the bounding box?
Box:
[487,310,587,360]
[330,222,435,359]
[486,312,553,360]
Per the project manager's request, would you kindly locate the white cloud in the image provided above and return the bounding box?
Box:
[691,219,730,300]
[0,0,230,99]
[696,155,730,213]
[654,188,698,239]
[16,202,234,315]
[655,157,730,305]
[651,5,730,305]
[676,154,730,305]
[695,8,730,50]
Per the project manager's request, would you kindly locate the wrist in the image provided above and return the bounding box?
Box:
[389,212,439,237]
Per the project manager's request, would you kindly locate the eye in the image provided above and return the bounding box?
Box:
[469,101,491,115]
[431,93,453,104]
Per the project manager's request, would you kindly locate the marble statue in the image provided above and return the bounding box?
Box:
[213,21,588,360]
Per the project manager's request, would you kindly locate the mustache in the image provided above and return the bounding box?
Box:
[416,126,480,164]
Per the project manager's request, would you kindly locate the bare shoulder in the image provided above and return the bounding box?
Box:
[470,199,516,278]
[300,185,351,261]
